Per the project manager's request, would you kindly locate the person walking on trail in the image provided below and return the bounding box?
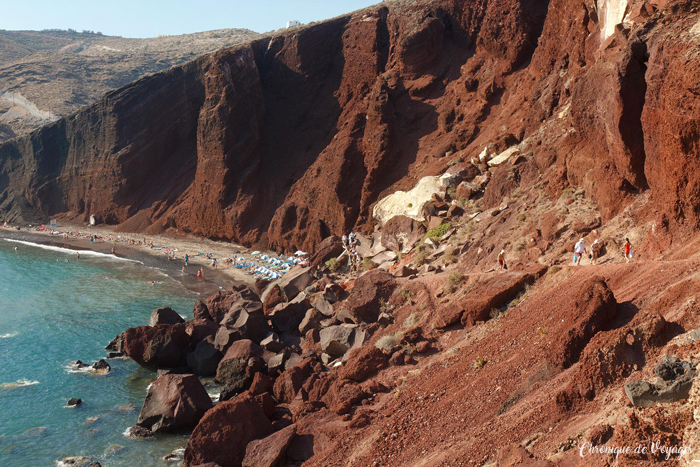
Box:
[574,238,586,265]
[184,254,189,266]
[497,249,507,271]
[624,238,632,263]
[591,239,601,265]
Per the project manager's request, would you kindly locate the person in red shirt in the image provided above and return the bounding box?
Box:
[624,238,632,263]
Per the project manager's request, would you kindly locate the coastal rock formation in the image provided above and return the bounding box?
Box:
[136,374,212,432]
[123,324,189,369]
[183,394,273,467]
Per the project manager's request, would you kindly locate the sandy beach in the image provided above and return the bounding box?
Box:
[0,222,261,294]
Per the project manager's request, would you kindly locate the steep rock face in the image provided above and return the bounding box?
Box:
[0,0,697,255]
[0,0,550,251]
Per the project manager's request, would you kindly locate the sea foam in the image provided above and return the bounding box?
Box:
[1,379,39,389]
[4,239,142,263]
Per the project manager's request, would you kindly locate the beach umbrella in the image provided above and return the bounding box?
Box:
[294,251,308,256]
[251,251,261,255]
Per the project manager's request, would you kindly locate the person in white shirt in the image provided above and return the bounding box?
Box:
[574,238,586,265]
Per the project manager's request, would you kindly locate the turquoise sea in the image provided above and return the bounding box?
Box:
[0,238,207,466]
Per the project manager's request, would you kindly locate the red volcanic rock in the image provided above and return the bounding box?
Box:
[340,345,388,382]
[249,372,274,396]
[137,374,212,433]
[192,301,211,321]
[263,285,285,316]
[344,270,396,323]
[242,425,296,467]
[149,307,185,326]
[458,272,537,326]
[123,324,190,369]
[497,444,554,466]
[205,285,261,324]
[184,394,273,467]
[381,216,426,253]
[547,276,618,369]
[309,235,344,269]
[220,308,270,344]
[185,318,218,346]
[273,357,318,404]
[186,336,222,377]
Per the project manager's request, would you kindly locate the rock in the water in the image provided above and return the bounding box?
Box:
[67,398,82,407]
[126,426,154,438]
[92,359,111,373]
[242,425,296,467]
[105,334,124,353]
[123,324,190,369]
[184,394,273,467]
[137,374,212,433]
[58,457,92,466]
[186,336,223,376]
[149,307,185,326]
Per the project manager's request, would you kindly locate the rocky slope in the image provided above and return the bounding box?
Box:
[0,28,260,141]
[1,0,696,259]
[8,0,700,464]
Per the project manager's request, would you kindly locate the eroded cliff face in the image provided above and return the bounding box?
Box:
[0,0,698,253]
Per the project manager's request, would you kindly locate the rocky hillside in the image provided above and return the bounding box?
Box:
[0,28,259,141]
[1,0,696,260]
[9,0,700,465]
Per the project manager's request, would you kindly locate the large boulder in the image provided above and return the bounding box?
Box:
[242,425,296,467]
[220,308,270,344]
[205,284,262,324]
[309,235,344,269]
[184,394,273,467]
[263,285,286,316]
[298,308,324,335]
[278,266,313,301]
[381,215,427,253]
[192,301,211,321]
[547,276,619,369]
[625,356,696,407]
[273,358,318,403]
[149,307,185,326]
[340,345,388,382]
[269,301,308,334]
[123,324,190,369]
[344,270,396,323]
[319,324,359,359]
[186,337,222,377]
[185,318,219,346]
[136,374,212,433]
[215,340,264,397]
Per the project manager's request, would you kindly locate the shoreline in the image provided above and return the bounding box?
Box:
[0,223,259,297]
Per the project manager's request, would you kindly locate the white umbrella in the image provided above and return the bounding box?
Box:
[295,251,308,256]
